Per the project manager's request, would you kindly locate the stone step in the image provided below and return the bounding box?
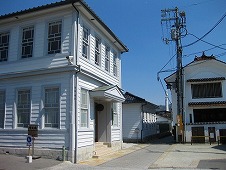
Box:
[92,142,115,158]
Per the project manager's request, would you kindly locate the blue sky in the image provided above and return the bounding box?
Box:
[1,0,226,105]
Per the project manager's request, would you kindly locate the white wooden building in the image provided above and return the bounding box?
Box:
[0,0,128,163]
[122,92,159,142]
[165,53,226,143]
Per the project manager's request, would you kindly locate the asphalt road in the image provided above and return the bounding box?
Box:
[98,136,173,169]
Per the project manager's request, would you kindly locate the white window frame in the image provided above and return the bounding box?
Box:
[44,87,60,128]
[113,52,117,76]
[95,36,101,66]
[21,26,34,58]
[82,26,89,59]
[112,103,118,127]
[48,20,62,54]
[0,32,9,62]
[0,91,5,128]
[80,88,89,128]
[17,89,31,128]
[105,45,110,72]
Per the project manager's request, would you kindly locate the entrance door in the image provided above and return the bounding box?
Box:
[208,127,216,143]
[95,102,111,142]
[192,126,205,143]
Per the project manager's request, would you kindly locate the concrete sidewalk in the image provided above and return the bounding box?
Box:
[149,143,226,169]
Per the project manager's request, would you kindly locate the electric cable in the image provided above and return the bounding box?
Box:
[187,33,226,50]
[183,10,226,48]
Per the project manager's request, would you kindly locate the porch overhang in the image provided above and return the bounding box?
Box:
[90,85,125,102]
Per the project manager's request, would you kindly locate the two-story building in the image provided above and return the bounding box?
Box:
[165,53,226,143]
[0,0,128,163]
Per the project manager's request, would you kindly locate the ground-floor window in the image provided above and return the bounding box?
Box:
[112,103,118,127]
[44,87,59,128]
[0,91,5,128]
[193,108,226,123]
[17,89,30,128]
[80,88,89,128]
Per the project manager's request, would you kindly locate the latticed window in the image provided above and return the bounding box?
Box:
[113,52,117,76]
[44,87,59,128]
[0,91,5,128]
[105,46,110,71]
[82,26,89,59]
[112,103,118,127]
[22,26,34,58]
[0,32,9,62]
[48,20,62,54]
[17,89,30,128]
[95,36,101,66]
[191,82,222,99]
[81,89,88,127]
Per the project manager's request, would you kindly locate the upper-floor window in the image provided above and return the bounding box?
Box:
[44,87,59,128]
[95,36,101,66]
[48,20,62,54]
[191,82,222,99]
[17,89,30,128]
[113,52,117,76]
[0,32,9,62]
[82,26,89,59]
[21,26,34,58]
[0,91,5,128]
[81,88,89,128]
[105,46,110,72]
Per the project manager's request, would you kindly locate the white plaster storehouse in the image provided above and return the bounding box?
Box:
[165,53,226,143]
[122,92,159,142]
[0,0,128,163]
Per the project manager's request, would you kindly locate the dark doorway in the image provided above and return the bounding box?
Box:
[192,126,205,143]
[95,103,99,142]
[219,129,226,144]
[208,127,216,143]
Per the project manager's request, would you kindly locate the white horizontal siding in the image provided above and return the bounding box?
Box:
[122,103,142,140]
[111,129,121,141]
[78,17,121,86]
[0,130,68,149]
[77,130,94,148]
[0,12,73,75]
[0,72,70,130]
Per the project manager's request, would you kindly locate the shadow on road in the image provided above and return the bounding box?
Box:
[148,135,175,145]
[212,144,226,152]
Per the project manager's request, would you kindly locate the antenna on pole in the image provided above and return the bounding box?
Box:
[161,7,186,143]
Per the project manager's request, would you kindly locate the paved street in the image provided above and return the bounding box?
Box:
[1,136,226,170]
[98,136,173,169]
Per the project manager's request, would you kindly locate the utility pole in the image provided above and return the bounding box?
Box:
[161,7,186,142]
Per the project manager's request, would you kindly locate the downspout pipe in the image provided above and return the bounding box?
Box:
[141,102,147,142]
[70,2,80,163]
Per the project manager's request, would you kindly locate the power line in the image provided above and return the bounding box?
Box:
[183,43,226,58]
[187,33,226,50]
[183,10,226,48]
